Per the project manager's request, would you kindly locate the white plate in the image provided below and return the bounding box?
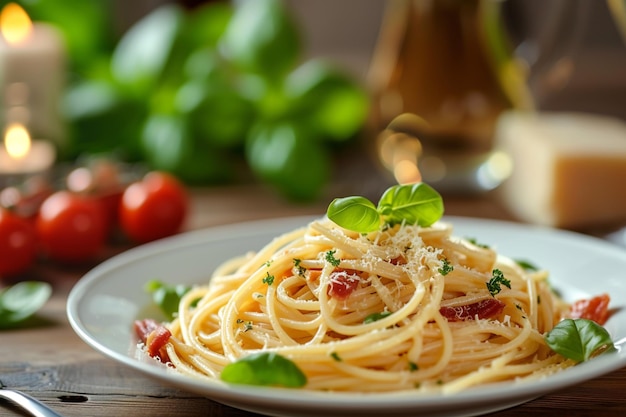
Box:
[67,216,626,417]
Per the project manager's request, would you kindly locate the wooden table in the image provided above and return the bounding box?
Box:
[2,185,625,417]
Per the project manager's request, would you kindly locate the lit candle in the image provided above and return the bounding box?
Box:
[0,3,65,145]
[0,122,55,181]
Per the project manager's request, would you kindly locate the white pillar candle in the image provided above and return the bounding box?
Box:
[0,3,66,147]
[0,122,55,175]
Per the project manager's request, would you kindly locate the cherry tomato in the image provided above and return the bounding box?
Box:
[0,208,37,277]
[36,191,107,262]
[66,162,124,234]
[570,293,611,325]
[119,172,188,243]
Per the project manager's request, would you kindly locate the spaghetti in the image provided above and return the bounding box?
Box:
[140,217,581,393]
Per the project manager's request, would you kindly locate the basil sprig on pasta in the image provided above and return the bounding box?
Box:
[327,183,444,233]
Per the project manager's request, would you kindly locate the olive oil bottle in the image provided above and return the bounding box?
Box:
[369,0,529,193]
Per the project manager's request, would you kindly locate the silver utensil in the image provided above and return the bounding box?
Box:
[0,385,64,417]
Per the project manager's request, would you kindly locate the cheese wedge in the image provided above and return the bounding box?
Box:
[493,111,626,230]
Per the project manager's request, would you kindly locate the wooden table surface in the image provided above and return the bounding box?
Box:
[2,184,625,417]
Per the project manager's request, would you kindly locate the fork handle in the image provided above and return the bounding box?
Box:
[0,389,65,417]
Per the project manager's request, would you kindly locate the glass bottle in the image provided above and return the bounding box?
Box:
[369,0,529,193]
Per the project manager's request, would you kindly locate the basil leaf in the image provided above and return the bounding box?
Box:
[363,311,392,324]
[325,183,444,233]
[0,281,52,329]
[220,352,307,388]
[246,121,330,202]
[111,4,184,94]
[515,259,539,271]
[285,60,369,141]
[327,196,380,233]
[220,0,300,80]
[377,183,444,227]
[545,318,616,363]
[145,280,191,320]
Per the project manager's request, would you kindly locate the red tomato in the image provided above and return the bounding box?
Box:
[0,208,37,276]
[95,190,123,234]
[36,191,107,262]
[570,293,611,325]
[119,172,188,243]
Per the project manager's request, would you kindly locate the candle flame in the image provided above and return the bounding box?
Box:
[4,123,31,160]
[0,3,33,45]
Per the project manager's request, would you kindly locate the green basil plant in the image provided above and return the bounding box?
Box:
[53,0,369,201]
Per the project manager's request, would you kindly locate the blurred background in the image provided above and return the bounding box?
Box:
[1,0,625,214]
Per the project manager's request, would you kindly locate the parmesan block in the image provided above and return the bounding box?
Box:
[493,111,626,229]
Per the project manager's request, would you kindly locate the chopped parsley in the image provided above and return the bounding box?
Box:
[408,361,419,372]
[237,319,253,332]
[293,258,306,276]
[263,272,275,285]
[486,269,511,297]
[330,352,342,361]
[438,258,453,276]
[325,250,341,267]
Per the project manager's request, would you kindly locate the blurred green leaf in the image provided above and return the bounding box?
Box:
[0,281,52,329]
[62,80,146,159]
[141,113,234,184]
[20,0,115,73]
[176,79,254,149]
[40,0,370,202]
[111,4,184,94]
[236,74,292,121]
[246,121,330,201]
[185,48,224,82]
[184,2,233,48]
[286,60,370,141]
[220,0,300,80]
[144,280,191,321]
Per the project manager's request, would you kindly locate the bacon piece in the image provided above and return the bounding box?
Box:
[570,293,611,325]
[328,269,361,300]
[134,319,171,362]
[439,298,505,322]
